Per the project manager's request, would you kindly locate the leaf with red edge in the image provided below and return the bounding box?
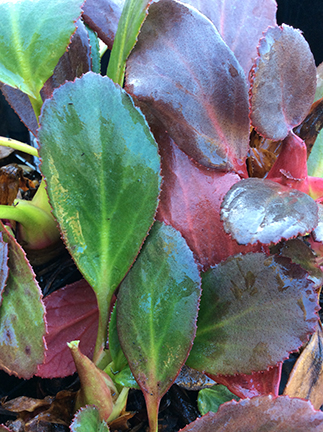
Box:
[221,177,318,245]
[0,20,91,135]
[125,0,250,172]
[266,132,309,194]
[37,279,99,378]
[249,24,316,140]
[70,405,109,432]
[206,363,282,399]
[83,0,124,49]
[0,233,9,306]
[156,130,264,270]
[0,225,45,379]
[186,253,319,376]
[182,0,277,77]
[117,222,201,431]
[179,396,323,432]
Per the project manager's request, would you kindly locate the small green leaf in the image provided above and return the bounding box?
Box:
[38,72,161,356]
[117,222,201,431]
[0,225,45,379]
[70,406,109,432]
[85,25,101,74]
[107,0,150,85]
[308,129,323,177]
[0,0,83,99]
[198,385,239,416]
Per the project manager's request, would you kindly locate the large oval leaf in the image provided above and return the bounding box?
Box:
[0,0,83,99]
[186,253,319,375]
[125,0,250,172]
[156,129,264,270]
[179,396,323,432]
[0,225,46,379]
[38,72,161,353]
[117,222,201,430]
[221,177,318,245]
[249,24,317,140]
[182,0,277,77]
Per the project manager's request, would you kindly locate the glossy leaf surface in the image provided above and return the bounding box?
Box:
[187,253,319,375]
[0,21,92,135]
[83,0,124,49]
[107,0,150,85]
[182,0,277,76]
[250,24,316,140]
[0,0,83,99]
[117,222,201,429]
[125,0,250,172]
[37,280,99,378]
[284,323,323,410]
[38,72,161,351]
[179,396,323,432]
[197,385,239,416]
[157,131,263,270]
[221,178,318,245]
[70,406,109,432]
[208,363,282,399]
[0,225,45,379]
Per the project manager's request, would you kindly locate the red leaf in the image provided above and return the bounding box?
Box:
[37,280,99,378]
[206,363,282,399]
[250,24,316,140]
[156,130,265,270]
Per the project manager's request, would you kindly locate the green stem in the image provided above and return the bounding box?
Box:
[93,290,114,366]
[0,137,38,157]
[28,93,43,123]
[145,394,160,432]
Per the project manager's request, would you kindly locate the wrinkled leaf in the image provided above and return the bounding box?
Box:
[117,222,201,430]
[0,0,83,99]
[83,0,124,49]
[207,363,282,399]
[284,323,323,409]
[0,21,92,135]
[68,341,116,422]
[187,253,319,375]
[182,0,277,77]
[157,130,264,270]
[0,233,9,305]
[221,178,318,245]
[107,0,150,85]
[70,406,109,432]
[179,396,323,432]
[37,279,99,378]
[125,0,250,172]
[0,224,45,379]
[197,385,239,416]
[250,24,316,140]
[38,71,161,353]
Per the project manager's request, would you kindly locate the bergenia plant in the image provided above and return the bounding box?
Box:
[1,0,323,431]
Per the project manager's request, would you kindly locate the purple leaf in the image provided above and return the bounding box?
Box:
[179,396,323,432]
[249,24,317,140]
[221,178,318,245]
[125,0,250,172]
[182,0,277,76]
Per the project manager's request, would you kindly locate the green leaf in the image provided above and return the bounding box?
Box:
[108,305,128,373]
[70,406,109,432]
[308,129,323,177]
[38,72,161,356]
[0,0,83,100]
[187,252,319,376]
[0,224,45,379]
[107,0,150,85]
[198,385,239,416]
[85,24,101,74]
[117,222,201,431]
